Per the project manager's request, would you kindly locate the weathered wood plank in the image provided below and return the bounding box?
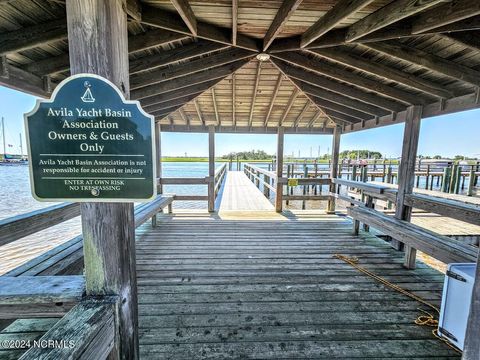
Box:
[300,0,375,47]
[18,298,115,360]
[0,203,80,246]
[263,0,303,51]
[170,0,198,36]
[327,125,341,212]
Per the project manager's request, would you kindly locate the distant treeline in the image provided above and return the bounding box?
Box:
[222,150,272,160]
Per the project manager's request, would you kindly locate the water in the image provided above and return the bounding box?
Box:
[0,162,218,274]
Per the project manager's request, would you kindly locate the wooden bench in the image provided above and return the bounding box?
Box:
[3,195,174,277]
[347,206,478,264]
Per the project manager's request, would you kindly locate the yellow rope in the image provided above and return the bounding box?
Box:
[333,254,462,354]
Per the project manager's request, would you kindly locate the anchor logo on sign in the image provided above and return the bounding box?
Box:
[81,81,95,103]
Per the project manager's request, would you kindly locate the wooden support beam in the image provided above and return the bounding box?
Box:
[263,0,303,51]
[126,0,142,21]
[232,73,236,126]
[312,48,454,99]
[279,88,299,126]
[130,41,228,74]
[345,0,445,42]
[395,105,423,269]
[24,29,189,76]
[131,47,253,89]
[301,0,374,48]
[140,79,219,107]
[232,0,238,46]
[249,61,262,126]
[264,73,283,126]
[444,32,480,52]
[308,94,371,121]
[270,57,405,112]
[307,110,323,127]
[66,1,138,359]
[464,252,480,360]
[327,125,341,213]
[132,58,251,99]
[412,0,480,34]
[366,41,480,87]
[144,92,202,112]
[141,5,259,51]
[208,126,215,212]
[211,88,220,126]
[170,0,198,36]
[272,51,423,105]
[158,123,334,134]
[293,101,310,127]
[275,127,285,212]
[0,62,51,97]
[0,18,67,56]
[178,107,190,126]
[0,55,7,78]
[194,99,205,125]
[290,77,390,117]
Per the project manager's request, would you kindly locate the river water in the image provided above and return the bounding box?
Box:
[0,162,217,274]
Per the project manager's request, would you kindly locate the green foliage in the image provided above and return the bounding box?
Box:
[222,150,273,160]
[339,150,383,160]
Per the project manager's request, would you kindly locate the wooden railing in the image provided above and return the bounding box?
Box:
[331,178,480,265]
[244,163,331,210]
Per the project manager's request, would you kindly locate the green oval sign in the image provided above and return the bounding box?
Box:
[25,74,156,202]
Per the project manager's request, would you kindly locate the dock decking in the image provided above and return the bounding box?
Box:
[134,211,459,359]
[217,171,274,211]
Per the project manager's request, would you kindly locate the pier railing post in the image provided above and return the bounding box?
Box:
[327,125,341,214]
[66,0,139,358]
[394,105,423,269]
[275,127,284,213]
[153,122,162,226]
[208,125,215,212]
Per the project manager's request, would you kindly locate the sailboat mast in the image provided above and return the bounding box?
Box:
[1,117,5,157]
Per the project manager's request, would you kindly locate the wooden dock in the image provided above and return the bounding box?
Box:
[217,171,274,211]
[133,211,459,359]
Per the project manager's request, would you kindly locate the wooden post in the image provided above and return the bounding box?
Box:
[66,0,138,358]
[208,125,215,212]
[152,122,162,226]
[275,127,284,213]
[395,105,423,269]
[327,125,341,213]
[463,251,480,360]
[468,167,476,196]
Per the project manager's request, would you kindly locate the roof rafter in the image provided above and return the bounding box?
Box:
[131,48,254,90]
[143,93,202,113]
[130,41,228,75]
[307,110,324,127]
[211,88,220,126]
[140,79,219,107]
[272,51,425,105]
[300,0,374,48]
[293,101,310,127]
[271,57,404,112]
[411,0,480,34]
[311,48,455,99]
[141,5,260,51]
[194,99,205,125]
[170,0,198,36]
[345,0,445,42]
[264,73,283,126]
[132,58,252,100]
[443,32,480,52]
[279,88,299,126]
[248,61,262,126]
[263,0,303,51]
[178,108,190,126]
[232,0,238,46]
[365,41,480,87]
[0,18,67,56]
[24,29,189,76]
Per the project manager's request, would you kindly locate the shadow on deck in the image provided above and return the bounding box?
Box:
[135,210,459,359]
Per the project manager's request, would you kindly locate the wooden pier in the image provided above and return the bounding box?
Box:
[2,0,480,359]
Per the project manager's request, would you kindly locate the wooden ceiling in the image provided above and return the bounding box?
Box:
[1,0,480,134]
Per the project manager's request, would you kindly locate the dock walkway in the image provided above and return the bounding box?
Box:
[134,211,458,359]
[217,171,274,211]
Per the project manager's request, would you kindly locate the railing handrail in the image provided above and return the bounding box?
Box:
[244,163,276,179]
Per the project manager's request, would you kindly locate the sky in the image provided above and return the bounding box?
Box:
[1,85,479,159]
